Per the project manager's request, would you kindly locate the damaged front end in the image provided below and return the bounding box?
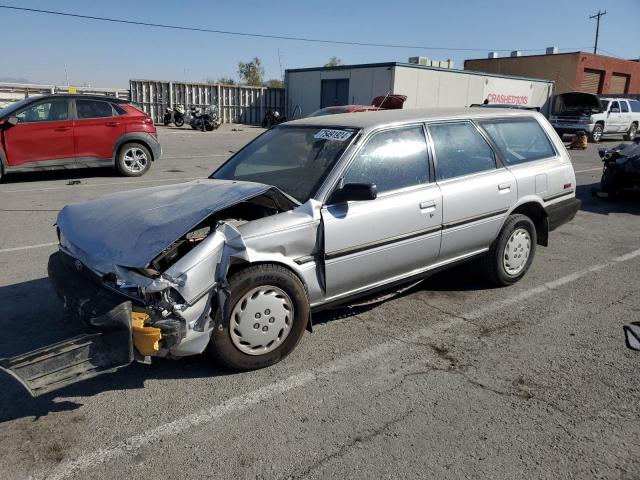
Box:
[0,179,299,396]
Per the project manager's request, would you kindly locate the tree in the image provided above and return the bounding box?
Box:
[237,57,264,86]
[264,79,284,88]
[324,56,343,67]
[216,77,236,85]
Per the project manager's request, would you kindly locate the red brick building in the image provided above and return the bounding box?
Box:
[464,51,640,95]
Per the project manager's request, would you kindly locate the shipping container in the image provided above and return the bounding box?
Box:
[285,62,554,117]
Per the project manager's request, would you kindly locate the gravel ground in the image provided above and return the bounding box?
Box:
[0,125,638,480]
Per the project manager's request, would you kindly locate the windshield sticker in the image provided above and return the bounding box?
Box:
[314,129,353,141]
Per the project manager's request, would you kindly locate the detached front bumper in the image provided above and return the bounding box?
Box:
[551,122,595,134]
[0,252,136,397]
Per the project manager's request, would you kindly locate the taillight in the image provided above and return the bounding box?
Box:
[563,182,572,189]
[143,117,154,125]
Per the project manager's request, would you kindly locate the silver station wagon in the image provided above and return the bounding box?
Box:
[1,108,581,396]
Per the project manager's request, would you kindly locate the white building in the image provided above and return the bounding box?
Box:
[285,62,554,117]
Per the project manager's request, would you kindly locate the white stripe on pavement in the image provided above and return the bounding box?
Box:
[35,246,640,480]
[0,242,58,254]
[574,167,603,174]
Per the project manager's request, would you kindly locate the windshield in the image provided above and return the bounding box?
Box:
[600,100,610,111]
[211,126,357,203]
[0,97,37,118]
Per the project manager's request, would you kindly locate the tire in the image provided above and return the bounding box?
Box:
[174,116,184,127]
[115,142,152,177]
[482,214,537,286]
[205,122,214,131]
[207,264,309,371]
[163,115,171,127]
[590,124,604,143]
[624,123,637,141]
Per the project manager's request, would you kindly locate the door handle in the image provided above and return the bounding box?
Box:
[498,183,511,192]
[419,200,437,210]
[53,126,71,132]
[106,122,120,127]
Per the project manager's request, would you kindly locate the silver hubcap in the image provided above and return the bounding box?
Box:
[503,228,531,276]
[593,128,602,141]
[230,286,294,355]
[123,147,148,173]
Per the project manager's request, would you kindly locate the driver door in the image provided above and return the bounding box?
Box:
[321,124,442,301]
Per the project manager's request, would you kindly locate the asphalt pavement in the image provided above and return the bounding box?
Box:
[0,125,638,480]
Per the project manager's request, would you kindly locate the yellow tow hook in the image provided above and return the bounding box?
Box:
[131,311,162,356]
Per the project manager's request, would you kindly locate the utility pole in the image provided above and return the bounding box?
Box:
[589,10,606,54]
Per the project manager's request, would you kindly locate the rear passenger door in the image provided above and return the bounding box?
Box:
[478,116,573,205]
[322,124,442,300]
[427,121,516,261]
[73,98,126,163]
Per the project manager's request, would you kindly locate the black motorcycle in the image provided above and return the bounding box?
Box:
[163,105,185,127]
[189,105,221,132]
[593,138,640,198]
[261,109,286,128]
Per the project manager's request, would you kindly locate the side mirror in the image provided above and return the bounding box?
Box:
[5,116,18,127]
[610,107,620,114]
[329,182,377,204]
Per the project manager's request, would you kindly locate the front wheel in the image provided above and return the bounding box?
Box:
[174,115,185,127]
[590,124,604,143]
[207,264,309,371]
[482,214,537,286]
[163,114,171,126]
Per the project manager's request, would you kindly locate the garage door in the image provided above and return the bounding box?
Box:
[580,69,603,94]
[610,73,629,94]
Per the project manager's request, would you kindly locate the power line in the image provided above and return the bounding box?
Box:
[0,4,588,54]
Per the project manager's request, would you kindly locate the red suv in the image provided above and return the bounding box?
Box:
[0,94,161,179]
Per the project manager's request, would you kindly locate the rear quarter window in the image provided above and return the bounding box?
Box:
[629,100,640,113]
[479,118,556,165]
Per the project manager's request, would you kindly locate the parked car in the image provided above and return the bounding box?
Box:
[548,92,640,142]
[309,94,407,117]
[0,94,161,179]
[308,104,379,117]
[1,108,580,396]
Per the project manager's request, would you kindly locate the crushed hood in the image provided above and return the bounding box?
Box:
[57,179,294,269]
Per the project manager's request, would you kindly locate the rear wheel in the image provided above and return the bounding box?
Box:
[207,264,309,371]
[590,124,604,143]
[482,214,537,286]
[174,116,184,127]
[115,143,152,177]
[624,123,637,141]
[163,114,171,126]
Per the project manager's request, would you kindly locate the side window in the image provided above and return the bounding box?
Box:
[15,99,68,123]
[76,99,114,119]
[621,101,629,113]
[112,103,127,115]
[479,118,556,165]
[342,125,429,194]
[428,122,496,181]
[610,101,620,112]
[629,100,640,113]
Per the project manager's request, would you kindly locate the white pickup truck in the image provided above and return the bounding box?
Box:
[549,92,640,143]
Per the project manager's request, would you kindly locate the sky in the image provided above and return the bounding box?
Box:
[0,0,637,88]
